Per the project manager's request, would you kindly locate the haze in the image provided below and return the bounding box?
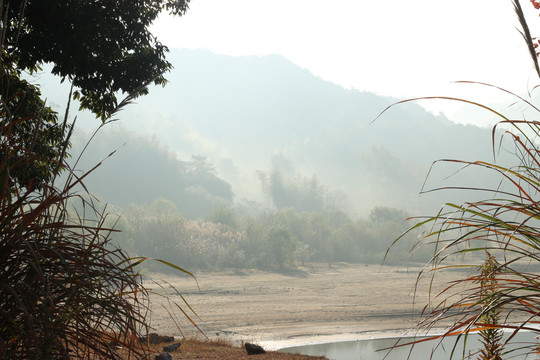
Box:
[10,1,540,357]
[151,0,540,126]
[29,2,528,265]
[27,0,530,312]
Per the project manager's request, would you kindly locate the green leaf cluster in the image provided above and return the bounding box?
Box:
[3,0,190,120]
[0,52,69,190]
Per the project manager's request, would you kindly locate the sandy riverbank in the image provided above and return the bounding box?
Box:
[144,263,465,350]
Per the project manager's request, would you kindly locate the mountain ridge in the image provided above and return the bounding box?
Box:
[51,49,502,217]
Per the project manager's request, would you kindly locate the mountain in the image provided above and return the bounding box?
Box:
[42,49,506,217]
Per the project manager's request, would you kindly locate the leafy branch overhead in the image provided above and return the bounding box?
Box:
[2,0,190,121]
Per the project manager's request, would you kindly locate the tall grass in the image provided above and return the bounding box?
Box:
[382,1,540,358]
[0,10,199,360]
[0,72,176,360]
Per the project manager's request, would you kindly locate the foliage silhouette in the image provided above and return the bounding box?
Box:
[2,0,190,120]
[0,2,200,358]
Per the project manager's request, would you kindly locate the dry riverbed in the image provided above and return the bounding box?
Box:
[144,263,465,350]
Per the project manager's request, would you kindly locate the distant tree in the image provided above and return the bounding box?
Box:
[266,226,296,269]
[3,0,191,120]
[329,214,363,263]
[367,206,417,263]
[241,217,268,268]
[369,206,408,224]
[305,212,333,264]
[148,197,180,216]
[270,153,295,176]
[257,168,289,209]
[296,175,326,212]
[69,131,234,219]
[205,206,238,229]
[258,167,327,212]
[186,155,234,203]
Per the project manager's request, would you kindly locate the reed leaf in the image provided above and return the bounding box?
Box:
[382,85,540,358]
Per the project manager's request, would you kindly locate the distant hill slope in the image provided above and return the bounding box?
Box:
[56,49,503,216]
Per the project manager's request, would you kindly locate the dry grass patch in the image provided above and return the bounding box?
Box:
[117,337,327,359]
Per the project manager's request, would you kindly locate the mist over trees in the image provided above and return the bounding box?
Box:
[257,168,328,212]
[58,49,503,219]
[54,49,510,271]
[70,128,233,219]
[108,201,429,272]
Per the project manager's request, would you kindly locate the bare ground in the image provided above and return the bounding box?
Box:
[119,338,328,359]
[144,262,467,351]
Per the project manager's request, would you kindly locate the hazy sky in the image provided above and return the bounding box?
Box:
[151,0,540,126]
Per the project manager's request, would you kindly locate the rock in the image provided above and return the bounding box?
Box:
[148,333,160,344]
[245,342,266,355]
[163,342,181,352]
[154,352,172,360]
[162,335,175,343]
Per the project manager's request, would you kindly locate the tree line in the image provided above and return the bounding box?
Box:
[107,199,432,272]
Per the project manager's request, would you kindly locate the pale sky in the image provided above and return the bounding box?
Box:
[151,0,540,127]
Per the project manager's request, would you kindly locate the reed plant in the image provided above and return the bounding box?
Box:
[381,1,540,358]
[0,10,199,360]
[0,80,202,359]
[0,75,171,360]
[381,97,540,358]
[476,252,503,360]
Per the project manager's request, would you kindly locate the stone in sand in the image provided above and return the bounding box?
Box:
[154,352,172,360]
[163,342,181,352]
[245,342,266,355]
